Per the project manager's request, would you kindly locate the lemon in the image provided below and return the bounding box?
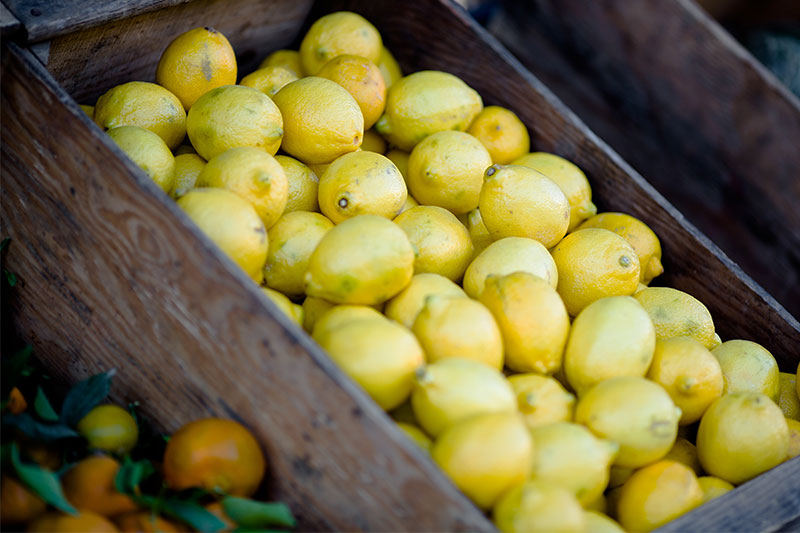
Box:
[390,400,418,426]
[186,85,283,161]
[634,287,717,349]
[318,55,387,129]
[584,494,608,514]
[361,129,387,154]
[608,467,635,489]
[433,411,533,510]
[80,104,94,116]
[259,49,303,77]
[174,143,196,155]
[575,377,681,468]
[264,211,333,296]
[663,436,703,475]
[398,194,419,214]
[275,155,319,213]
[301,296,334,333]
[465,208,493,259]
[317,316,424,411]
[310,305,384,342]
[305,215,414,305]
[376,71,483,151]
[385,149,409,181]
[479,164,570,248]
[171,153,205,198]
[412,295,503,370]
[318,151,406,223]
[107,126,175,193]
[552,228,641,316]
[273,77,364,165]
[508,374,575,429]
[299,11,382,75]
[396,422,432,451]
[617,460,703,532]
[697,476,734,502]
[564,296,655,396]
[712,340,780,401]
[261,287,303,325]
[467,106,530,165]
[463,237,557,298]
[177,188,267,282]
[197,147,288,228]
[696,392,789,484]
[778,372,800,420]
[583,511,624,533]
[480,271,569,374]
[407,131,492,214]
[493,480,585,533]
[156,27,237,110]
[94,81,186,150]
[240,66,298,97]
[530,423,618,505]
[513,152,596,231]
[377,46,403,88]
[384,273,466,328]
[395,206,473,281]
[787,419,800,459]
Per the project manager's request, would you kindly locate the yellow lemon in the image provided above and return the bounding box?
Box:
[575,377,681,468]
[264,211,333,296]
[94,81,186,150]
[564,296,655,396]
[275,155,319,213]
[318,55,387,129]
[301,296,335,333]
[305,215,414,305]
[360,129,387,154]
[395,206,473,281]
[107,125,175,193]
[467,106,530,164]
[377,46,403,88]
[493,480,585,533]
[634,287,717,349]
[299,11,382,75]
[273,77,363,164]
[318,151,406,223]
[80,104,94,116]
[433,411,533,510]
[197,147,288,228]
[411,357,515,437]
[577,212,664,284]
[647,337,724,424]
[617,460,703,532]
[375,70,483,151]
[171,153,205,198]
[398,194,418,214]
[696,392,789,484]
[508,374,575,429]
[239,66,298,97]
[584,494,608,514]
[513,152,596,231]
[552,228,640,316]
[530,422,619,505]
[663,437,703,476]
[479,164,571,248]
[608,467,634,490]
[259,49,303,77]
[463,237,557,298]
[384,273,466,328]
[480,271,569,374]
[407,130,492,214]
[177,188,267,282]
[174,143,196,155]
[712,340,780,401]
[697,476,734,503]
[786,418,800,459]
[778,372,800,420]
[260,287,303,325]
[465,208,493,259]
[317,316,424,411]
[311,305,384,342]
[396,422,432,452]
[583,511,624,533]
[412,295,503,370]
[186,85,283,160]
[385,149,409,181]
[156,26,237,110]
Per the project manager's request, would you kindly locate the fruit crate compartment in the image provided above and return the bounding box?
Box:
[1,0,798,530]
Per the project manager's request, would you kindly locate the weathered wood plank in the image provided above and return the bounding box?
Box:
[0,2,21,37]
[0,40,492,532]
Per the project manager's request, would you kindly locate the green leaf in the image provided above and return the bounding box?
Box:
[115,455,155,495]
[162,500,227,532]
[34,387,59,422]
[10,443,78,515]
[60,371,113,427]
[2,413,79,441]
[4,269,17,287]
[222,496,296,529]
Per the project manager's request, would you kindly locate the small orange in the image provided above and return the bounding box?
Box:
[163,418,266,496]
[7,387,27,414]
[115,511,182,533]
[77,405,139,455]
[0,474,46,525]
[28,511,120,532]
[62,455,137,516]
[317,55,387,129]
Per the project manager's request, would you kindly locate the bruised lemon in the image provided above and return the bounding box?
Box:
[261,287,303,325]
[778,372,800,420]
[171,153,205,198]
[508,374,575,429]
[318,55,387,129]
[463,237,557,298]
[493,480,585,533]
[107,126,175,193]
[299,11,382,75]
[712,340,780,401]
[634,287,717,349]
[395,206,473,281]
[467,106,529,165]
[361,129,387,154]
[465,208,493,259]
[264,211,333,296]
[240,66,298,97]
[377,46,403,88]
[384,273,466,328]
[275,155,319,213]
[396,422,432,452]
[664,436,703,475]
[698,476,734,502]
[259,49,303,77]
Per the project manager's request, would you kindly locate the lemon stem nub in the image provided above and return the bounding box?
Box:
[677,376,696,393]
[415,366,432,385]
[518,392,537,413]
[619,255,631,267]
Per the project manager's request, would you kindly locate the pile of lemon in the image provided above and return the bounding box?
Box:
[85,11,800,532]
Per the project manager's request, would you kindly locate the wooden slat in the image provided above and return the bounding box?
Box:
[0,2,21,37]
[0,41,492,532]
[492,0,800,319]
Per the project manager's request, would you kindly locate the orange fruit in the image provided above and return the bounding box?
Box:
[115,512,182,533]
[0,474,46,525]
[28,511,120,532]
[62,455,137,517]
[7,387,27,414]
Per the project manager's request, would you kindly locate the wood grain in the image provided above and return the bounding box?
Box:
[493,0,800,318]
[0,41,492,532]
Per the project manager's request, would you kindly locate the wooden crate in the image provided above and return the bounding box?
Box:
[1,0,798,530]
[490,0,800,319]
